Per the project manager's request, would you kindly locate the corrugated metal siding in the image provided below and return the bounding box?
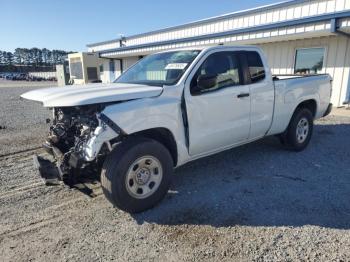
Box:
[100,18,339,58]
[123,57,139,71]
[124,0,350,46]
[259,35,350,105]
[147,71,167,80]
[92,0,350,106]
[88,42,120,52]
[101,36,349,106]
[100,59,122,83]
[89,0,350,52]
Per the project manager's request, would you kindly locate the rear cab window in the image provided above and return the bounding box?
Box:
[244,51,266,83]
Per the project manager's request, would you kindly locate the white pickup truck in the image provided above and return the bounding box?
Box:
[22,46,332,213]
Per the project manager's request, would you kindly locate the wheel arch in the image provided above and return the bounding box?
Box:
[281,99,317,134]
[128,127,178,166]
[294,99,317,118]
[267,96,319,136]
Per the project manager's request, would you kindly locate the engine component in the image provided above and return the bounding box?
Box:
[45,106,102,175]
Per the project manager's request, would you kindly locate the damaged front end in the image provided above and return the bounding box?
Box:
[35,105,121,185]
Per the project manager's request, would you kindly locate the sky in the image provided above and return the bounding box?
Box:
[1,0,280,52]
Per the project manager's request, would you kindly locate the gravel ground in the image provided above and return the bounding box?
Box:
[0,80,54,155]
[0,81,350,261]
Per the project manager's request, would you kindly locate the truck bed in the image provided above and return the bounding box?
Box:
[273,74,329,81]
[267,73,332,136]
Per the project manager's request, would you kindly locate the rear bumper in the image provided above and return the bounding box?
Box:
[323,103,333,117]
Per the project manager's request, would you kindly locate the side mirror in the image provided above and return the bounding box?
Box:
[197,74,217,92]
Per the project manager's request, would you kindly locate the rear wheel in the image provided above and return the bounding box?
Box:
[280,108,314,151]
[101,137,173,213]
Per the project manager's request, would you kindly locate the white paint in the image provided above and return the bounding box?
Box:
[165,63,188,70]
[84,125,117,161]
[28,72,57,78]
[24,46,332,167]
[95,46,331,166]
[20,83,163,107]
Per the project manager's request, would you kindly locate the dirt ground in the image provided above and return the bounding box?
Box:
[0,81,350,261]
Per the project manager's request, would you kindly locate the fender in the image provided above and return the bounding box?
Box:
[101,97,190,166]
[267,84,321,136]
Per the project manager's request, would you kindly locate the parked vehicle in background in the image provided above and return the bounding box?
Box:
[13,73,28,81]
[5,73,15,80]
[21,46,333,213]
[0,72,57,82]
[47,76,57,82]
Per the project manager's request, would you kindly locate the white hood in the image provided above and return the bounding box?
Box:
[20,83,163,107]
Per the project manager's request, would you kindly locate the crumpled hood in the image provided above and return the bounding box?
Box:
[20,83,163,107]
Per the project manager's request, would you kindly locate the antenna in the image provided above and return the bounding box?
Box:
[118,34,127,47]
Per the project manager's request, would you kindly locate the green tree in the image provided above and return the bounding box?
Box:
[22,48,31,65]
[14,48,23,64]
[4,52,14,65]
[0,51,4,65]
[0,48,73,71]
[42,48,49,65]
[30,48,39,66]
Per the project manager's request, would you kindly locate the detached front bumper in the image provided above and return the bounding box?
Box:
[33,155,61,186]
[323,103,333,117]
[34,143,71,186]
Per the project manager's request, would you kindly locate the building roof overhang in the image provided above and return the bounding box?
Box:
[98,10,350,58]
[87,0,310,48]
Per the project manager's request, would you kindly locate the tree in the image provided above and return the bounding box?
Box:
[14,48,23,64]
[42,48,49,65]
[0,51,4,65]
[4,52,14,65]
[22,48,30,65]
[0,47,73,72]
[30,48,39,66]
[2,51,6,65]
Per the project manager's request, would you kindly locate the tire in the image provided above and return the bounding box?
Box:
[280,108,314,151]
[101,137,174,213]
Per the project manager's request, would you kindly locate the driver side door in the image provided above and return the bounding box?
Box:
[185,51,251,156]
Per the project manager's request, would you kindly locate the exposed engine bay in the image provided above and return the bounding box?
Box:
[41,105,120,184]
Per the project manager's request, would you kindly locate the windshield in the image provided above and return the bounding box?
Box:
[115,50,201,86]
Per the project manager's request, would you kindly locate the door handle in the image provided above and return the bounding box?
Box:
[237,93,250,98]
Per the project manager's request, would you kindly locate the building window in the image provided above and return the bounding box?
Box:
[70,58,83,79]
[109,60,115,72]
[87,67,98,80]
[294,48,325,75]
[99,64,103,72]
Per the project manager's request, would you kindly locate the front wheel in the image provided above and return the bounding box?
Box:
[280,108,314,151]
[101,137,174,213]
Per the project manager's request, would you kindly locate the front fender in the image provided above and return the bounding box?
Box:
[101,97,189,165]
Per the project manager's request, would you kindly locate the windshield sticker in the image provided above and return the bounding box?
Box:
[165,63,188,70]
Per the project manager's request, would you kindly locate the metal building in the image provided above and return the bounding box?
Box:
[87,0,350,106]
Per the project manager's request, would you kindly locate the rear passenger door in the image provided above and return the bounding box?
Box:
[241,51,274,139]
[184,50,251,156]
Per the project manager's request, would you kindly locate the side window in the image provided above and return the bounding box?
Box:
[190,52,241,95]
[246,51,265,83]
